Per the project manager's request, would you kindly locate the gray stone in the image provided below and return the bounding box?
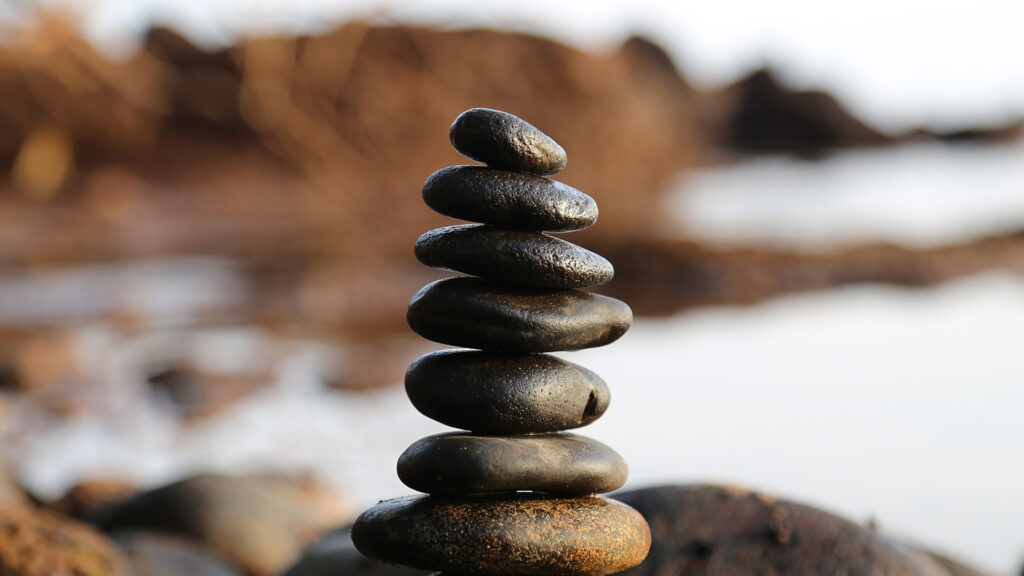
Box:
[615,484,957,576]
[351,494,651,576]
[114,531,243,576]
[406,277,632,353]
[397,432,627,495]
[415,224,613,289]
[97,474,348,576]
[405,350,609,434]
[422,166,596,232]
[449,108,567,176]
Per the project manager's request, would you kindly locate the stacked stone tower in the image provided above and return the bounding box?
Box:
[352,108,650,575]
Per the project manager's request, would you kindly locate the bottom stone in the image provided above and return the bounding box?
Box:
[352,494,650,576]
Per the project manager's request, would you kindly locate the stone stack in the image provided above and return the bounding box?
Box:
[352,108,650,576]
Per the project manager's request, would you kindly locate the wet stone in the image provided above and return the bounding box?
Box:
[398,432,627,495]
[415,224,614,289]
[449,108,567,176]
[405,350,609,434]
[351,494,651,576]
[422,166,597,232]
[406,277,632,353]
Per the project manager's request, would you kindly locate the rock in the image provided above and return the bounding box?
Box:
[406,277,632,353]
[97,474,349,576]
[0,505,131,576]
[397,432,627,495]
[615,484,952,576]
[0,455,26,507]
[114,531,243,576]
[422,166,597,232]
[405,350,609,434]
[449,108,567,176]
[415,224,614,289]
[280,527,430,576]
[352,494,650,576]
[49,479,139,522]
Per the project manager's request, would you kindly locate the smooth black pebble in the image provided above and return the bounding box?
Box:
[415,224,613,289]
[405,350,609,434]
[422,166,596,232]
[406,277,632,353]
[449,108,567,176]
[397,432,627,495]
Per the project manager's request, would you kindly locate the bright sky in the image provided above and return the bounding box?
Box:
[20,0,1024,133]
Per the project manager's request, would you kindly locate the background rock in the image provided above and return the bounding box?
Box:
[615,484,987,576]
[97,474,349,576]
[114,530,244,576]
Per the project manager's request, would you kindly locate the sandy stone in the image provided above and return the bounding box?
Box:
[352,494,650,576]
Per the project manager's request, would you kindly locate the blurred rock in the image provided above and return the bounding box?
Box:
[0,455,26,506]
[114,530,244,576]
[49,479,140,522]
[280,526,429,576]
[98,474,349,576]
[712,68,892,158]
[0,505,131,576]
[615,484,971,576]
[146,366,271,420]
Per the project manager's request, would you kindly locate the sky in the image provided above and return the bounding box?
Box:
[13,0,1024,133]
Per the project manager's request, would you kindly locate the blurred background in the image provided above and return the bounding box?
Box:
[0,0,1022,574]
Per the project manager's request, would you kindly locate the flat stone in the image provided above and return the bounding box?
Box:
[405,350,609,434]
[415,225,613,289]
[398,432,627,495]
[406,277,632,353]
[422,166,597,232]
[449,108,567,175]
[351,494,650,576]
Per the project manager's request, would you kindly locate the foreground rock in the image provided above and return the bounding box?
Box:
[422,166,598,232]
[615,484,985,576]
[449,108,568,175]
[353,494,650,576]
[97,474,348,576]
[405,350,610,434]
[0,506,130,576]
[397,433,628,495]
[415,224,614,289]
[407,277,632,352]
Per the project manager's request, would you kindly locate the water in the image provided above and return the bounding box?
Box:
[666,140,1024,251]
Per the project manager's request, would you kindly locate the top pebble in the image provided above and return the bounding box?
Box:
[450,108,568,176]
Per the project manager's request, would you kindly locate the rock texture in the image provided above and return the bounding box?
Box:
[0,506,131,576]
[354,495,650,576]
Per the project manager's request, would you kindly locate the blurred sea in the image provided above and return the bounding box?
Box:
[3,140,1023,574]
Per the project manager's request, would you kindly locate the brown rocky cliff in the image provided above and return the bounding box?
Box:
[0,21,705,267]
